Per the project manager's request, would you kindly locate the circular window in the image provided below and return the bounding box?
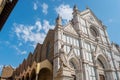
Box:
[90,26,99,37]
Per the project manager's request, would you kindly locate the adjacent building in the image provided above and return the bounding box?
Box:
[1,66,14,80]
[1,5,120,80]
[0,0,18,31]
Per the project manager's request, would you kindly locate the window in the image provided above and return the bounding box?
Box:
[90,26,99,37]
[97,59,104,68]
[82,26,87,34]
[84,42,93,62]
[64,45,70,54]
[46,42,50,58]
[89,66,96,80]
[80,18,87,34]
[69,60,76,69]
[63,34,79,47]
[74,49,80,56]
[84,42,91,51]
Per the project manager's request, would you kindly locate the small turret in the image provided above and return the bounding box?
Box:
[73,5,78,12]
[86,6,90,9]
[56,14,62,26]
[72,5,79,16]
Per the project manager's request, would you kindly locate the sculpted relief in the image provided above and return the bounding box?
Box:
[59,45,70,69]
[59,44,78,70]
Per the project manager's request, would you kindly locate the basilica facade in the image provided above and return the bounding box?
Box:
[1,6,120,80]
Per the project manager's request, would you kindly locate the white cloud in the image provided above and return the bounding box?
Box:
[55,4,73,22]
[33,2,38,10]
[18,42,22,46]
[43,20,54,33]
[41,3,48,14]
[12,45,27,55]
[0,40,26,55]
[0,65,3,74]
[35,20,42,32]
[21,51,27,55]
[108,19,113,23]
[13,19,54,48]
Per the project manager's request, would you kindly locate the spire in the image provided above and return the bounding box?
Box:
[73,5,78,12]
[56,14,62,26]
[86,5,90,9]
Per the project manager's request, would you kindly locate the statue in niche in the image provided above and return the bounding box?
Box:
[59,45,73,70]
[59,45,70,69]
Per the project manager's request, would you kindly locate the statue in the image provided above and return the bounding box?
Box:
[56,14,62,26]
[59,45,72,70]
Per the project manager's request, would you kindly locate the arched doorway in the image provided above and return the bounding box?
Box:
[25,73,29,80]
[97,58,105,80]
[69,58,81,80]
[38,68,52,80]
[30,69,36,80]
[96,54,108,80]
[22,76,24,80]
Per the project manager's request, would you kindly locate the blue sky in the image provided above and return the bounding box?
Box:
[0,0,120,73]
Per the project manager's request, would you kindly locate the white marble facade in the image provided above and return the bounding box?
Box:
[53,6,120,80]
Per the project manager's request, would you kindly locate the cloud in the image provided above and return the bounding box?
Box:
[33,2,38,10]
[43,20,54,33]
[0,40,26,55]
[18,42,22,46]
[35,20,42,32]
[13,19,54,48]
[108,19,113,23]
[41,3,48,14]
[55,4,73,22]
[0,65,3,74]
[21,51,27,55]
[12,45,27,55]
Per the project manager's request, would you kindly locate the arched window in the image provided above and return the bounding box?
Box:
[46,42,50,58]
[90,25,99,37]
[69,59,77,80]
[97,58,104,68]
[69,59,76,69]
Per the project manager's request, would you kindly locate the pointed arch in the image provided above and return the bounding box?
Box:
[30,69,36,80]
[22,76,24,80]
[95,53,109,69]
[69,58,79,70]
[25,73,29,80]
[95,54,112,80]
[37,60,53,80]
[69,57,82,80]
[67,48,82,71]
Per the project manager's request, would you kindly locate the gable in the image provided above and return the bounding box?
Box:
[80,9,102,26]
[112,44,119,53]
[95,45,103,54]
[67,48,79,61]
[64,23,78,35]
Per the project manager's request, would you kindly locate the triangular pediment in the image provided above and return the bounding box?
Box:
[67,48,78,60]
[112,44,119,53]
[64,23,78,35]
[80,9,102,26]
[95,45,103,54]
